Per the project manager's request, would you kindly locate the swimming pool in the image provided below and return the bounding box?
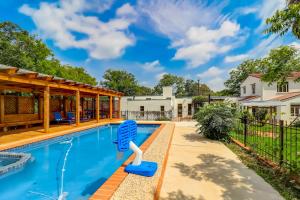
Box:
[0,124,159,200]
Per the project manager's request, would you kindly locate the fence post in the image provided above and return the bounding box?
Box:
[243,115,248,146]
[279,120,284,166]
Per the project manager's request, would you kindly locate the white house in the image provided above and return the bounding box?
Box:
[239,72,300,123]
[120,87,194,120]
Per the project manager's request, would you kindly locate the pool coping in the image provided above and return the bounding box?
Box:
[89,123,169,200]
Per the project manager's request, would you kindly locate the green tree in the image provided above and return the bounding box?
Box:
[185,79,212,96]
[136,86,153,96]
[0,21,97,85]
[224,59,261,96]
[265,1,300,39]
[154,74,185,97]
[101,69,139,96]
[260,46,300,84]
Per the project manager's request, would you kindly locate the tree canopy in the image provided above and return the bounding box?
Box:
[224,59,261,96]
[0,21,97,85]
[153,74,186,97]
[265,1,300,39]
[223,45,300,96]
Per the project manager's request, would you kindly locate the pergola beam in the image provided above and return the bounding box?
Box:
[0,73,121,97]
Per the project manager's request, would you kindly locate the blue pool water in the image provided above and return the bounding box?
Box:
[0,124,159,200]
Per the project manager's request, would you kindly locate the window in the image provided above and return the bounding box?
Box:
[242,86,246,94]
[140,106,145,117]
[177,104,182,117]
[291,105,300,116]
[277,82,289,92]
[251,83,256,94]
[188,104,192,115]
[160,106,165,112]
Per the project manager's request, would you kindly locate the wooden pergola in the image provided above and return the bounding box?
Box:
[0,65,123,133]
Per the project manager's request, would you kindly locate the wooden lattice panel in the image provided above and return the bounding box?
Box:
[5,96,17,114]
[18,96,34,114]
[51,98,61,112]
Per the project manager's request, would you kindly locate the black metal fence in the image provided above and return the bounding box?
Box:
[231,117,300,175]
[121,111,173,121]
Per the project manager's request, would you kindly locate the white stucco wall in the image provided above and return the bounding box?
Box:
[173,98,193,118]
[240,76,262,97]
[262,79,300,100]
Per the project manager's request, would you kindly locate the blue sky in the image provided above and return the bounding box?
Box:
[0,0,298,91]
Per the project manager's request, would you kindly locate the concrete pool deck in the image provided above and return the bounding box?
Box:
[159,122,284,200]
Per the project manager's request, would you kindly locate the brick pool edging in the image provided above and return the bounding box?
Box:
[89,123,167,200]
[153,123,175,200]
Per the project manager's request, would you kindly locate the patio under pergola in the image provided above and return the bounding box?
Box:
[0,64,122,133]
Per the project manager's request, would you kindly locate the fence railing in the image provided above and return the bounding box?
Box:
[231,117,300,175]
[121,111,173,121]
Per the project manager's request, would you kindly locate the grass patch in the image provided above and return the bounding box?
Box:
[225,142,300,200]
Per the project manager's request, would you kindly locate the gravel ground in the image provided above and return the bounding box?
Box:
[111,123,174,200]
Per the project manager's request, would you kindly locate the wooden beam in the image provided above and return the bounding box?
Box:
[43,86,50,133]
[96,94,99,123]
[0,67,18,75]
[0,95,4,124]
[109,96,113,119]
[76,90,80,126]
[0,72,121,96]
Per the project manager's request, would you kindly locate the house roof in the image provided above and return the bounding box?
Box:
[249,72,300,79]
[238,96,260,101]
[270,92,300,101]
[249,73,262,78]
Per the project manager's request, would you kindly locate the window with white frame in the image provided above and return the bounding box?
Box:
[291,105,300,116]
[277,82,289,92]
[251,83,256,94]
[242,86,246,94]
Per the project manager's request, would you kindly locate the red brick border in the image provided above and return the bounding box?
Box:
[89,123,166,200]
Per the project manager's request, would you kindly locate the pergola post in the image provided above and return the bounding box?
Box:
[76,90,80,126]
[109,96,113,119]
[43,86,50,133]
[118,96,121,119]
[0,94,4,124]
[96,94,99,123]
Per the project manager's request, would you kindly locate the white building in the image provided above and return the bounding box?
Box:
[239,72,300,123]
[120,87,194,120]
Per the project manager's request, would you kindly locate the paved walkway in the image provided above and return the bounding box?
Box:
[160,122,283,200]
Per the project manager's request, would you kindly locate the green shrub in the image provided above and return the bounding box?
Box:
[194,102,237,140]
[254,108,268,125]
[292,120,300,127]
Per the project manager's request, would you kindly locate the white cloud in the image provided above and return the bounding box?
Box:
[239,7,258,15]
[172,20,240,68]
[155,72,167,81]
[290,42,300,50]
[142,60,164,72]
[224,54,249,63]
[117,3,137,17]
[19,1,136,60]
[207,77,225,91]
[137,0,226,39]
[197,66,224,79]
[255,0,285,33]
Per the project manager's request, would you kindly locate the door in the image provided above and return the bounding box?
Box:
[178,104,182,118]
